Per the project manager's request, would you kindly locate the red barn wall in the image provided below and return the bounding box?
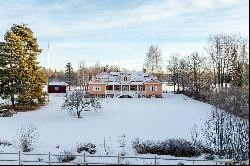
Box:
[48,85,67,93]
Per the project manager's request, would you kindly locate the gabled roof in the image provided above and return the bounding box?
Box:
[89,79,106,84]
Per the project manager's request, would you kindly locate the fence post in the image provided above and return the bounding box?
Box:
[48,152,51,165]
[18,151,21,165]
[84,152,86,163]
[154,156,157,165]
[118,154,120,165]
[192,157,195,165]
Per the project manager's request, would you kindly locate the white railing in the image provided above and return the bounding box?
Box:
[0,151,247,165]
[106,91,145,98]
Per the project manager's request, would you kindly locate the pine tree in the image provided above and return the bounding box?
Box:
[65,62,74,91]
[0,24,47,107]
[10,24,47,104]
[0,31,25,107]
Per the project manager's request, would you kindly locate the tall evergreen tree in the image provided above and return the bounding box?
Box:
[0,24,47,107]
[10,24,47,104]
[0,31,24,107]
[65,62,74,91]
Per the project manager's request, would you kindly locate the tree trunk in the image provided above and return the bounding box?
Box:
[77,110,81,118]
[177,73,180,92]
[182,75,185,92]
[11,95,15,108]
[217,61,221,89]
[221,58,224,87]
[214,67,217,86]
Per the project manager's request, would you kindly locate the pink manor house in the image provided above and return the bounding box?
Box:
[87,71,162,98]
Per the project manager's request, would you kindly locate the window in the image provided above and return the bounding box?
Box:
[130,85,137,91]
[124,76,128,82]
[55,86,59,91]
[93,86,101,91]
[138,85,144,91]
[123,86,129,91]
[150,86,157,92]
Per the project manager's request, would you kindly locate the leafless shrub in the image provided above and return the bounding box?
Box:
[16,124,39,152]
[132,138,203,157]
[210,87,249,120]
[202,108,249,161]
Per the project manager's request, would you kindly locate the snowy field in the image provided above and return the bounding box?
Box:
[0,88,220,165]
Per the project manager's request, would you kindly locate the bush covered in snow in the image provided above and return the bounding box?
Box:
[0,109,16,117]
[57,150,76,163]
[132,138,212,157]
[77,142,96,154]
[16,124,39,152]
[0,139,12,146]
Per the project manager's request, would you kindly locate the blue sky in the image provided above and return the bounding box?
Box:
[0,0,249,71]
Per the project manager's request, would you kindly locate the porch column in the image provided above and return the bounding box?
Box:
[129,85,130,91]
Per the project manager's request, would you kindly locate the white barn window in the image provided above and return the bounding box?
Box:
[55,86,59,91]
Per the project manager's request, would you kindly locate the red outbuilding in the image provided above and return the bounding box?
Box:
[48,81,68,93]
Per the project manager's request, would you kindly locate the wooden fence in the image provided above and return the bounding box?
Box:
[0,152,248,165]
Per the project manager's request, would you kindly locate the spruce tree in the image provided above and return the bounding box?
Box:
[65,62,74,91]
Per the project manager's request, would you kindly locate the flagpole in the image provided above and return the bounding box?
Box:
[47,41,50,102]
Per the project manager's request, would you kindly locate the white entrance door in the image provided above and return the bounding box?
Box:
[123,86,128,91]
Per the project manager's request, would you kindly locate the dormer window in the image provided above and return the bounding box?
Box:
[124,76,128,82]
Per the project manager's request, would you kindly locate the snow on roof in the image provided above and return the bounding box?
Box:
[49,81,68,86]
[106,82,121,85]
[92,71,160,84]
[143,78,161,84]
[130,82,144,85]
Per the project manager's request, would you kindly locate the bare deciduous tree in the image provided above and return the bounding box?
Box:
[62,91,102,118]
[207,33,248,89]
[167,53,180,93]
[144,45,163,75]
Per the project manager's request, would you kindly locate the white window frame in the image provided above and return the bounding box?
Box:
[93,86,101,91]
[138,85,144,91]
[55,86,59,91]
[150,86,157,92]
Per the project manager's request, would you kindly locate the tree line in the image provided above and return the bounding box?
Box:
[144,33,249,120]
[45,61,120,91]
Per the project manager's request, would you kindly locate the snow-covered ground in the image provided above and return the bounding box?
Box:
[0,88,219,165]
